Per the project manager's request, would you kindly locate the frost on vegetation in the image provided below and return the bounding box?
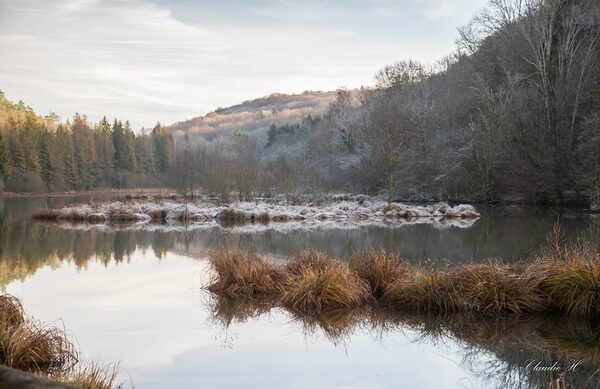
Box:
[33,196,480,231]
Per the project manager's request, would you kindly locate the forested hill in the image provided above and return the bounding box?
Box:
[167,91,337,141]
[0,91,174,192]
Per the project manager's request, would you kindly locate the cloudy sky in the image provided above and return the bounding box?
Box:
[0,0,488,129]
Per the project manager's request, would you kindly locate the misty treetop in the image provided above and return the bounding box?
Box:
[0,91,174,192]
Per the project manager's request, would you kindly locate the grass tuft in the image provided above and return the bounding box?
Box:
[0,294,123,388]
[206,250,282,297]
[349,250,409,300]
[279,251,370,312]
[60,361,123,389]
[540,243,600,317]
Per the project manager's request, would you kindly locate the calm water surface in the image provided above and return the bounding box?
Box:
[1,196,599,388]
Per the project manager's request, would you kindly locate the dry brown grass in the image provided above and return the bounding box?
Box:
[59,361,123,389]
[280,251,370,312]
[0,294,25,327]
[206,250,282,297]
[349,251,410,299]
[0,319,78,375]
[383,269,453,313]
[206,235,600,319]
[537,241,600,317]
[0,295,77,375]
[445,262,546,314]
[0,294,123,388]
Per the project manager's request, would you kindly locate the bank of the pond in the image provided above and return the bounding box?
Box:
[0,295,123,389]
[205,239,600,318]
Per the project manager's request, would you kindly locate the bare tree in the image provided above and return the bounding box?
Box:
[374,60,429,89]
[361,92,419,204]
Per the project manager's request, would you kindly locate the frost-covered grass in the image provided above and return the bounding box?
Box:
[33,196,480,231]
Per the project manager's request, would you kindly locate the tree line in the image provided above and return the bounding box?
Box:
[0,93,173,192]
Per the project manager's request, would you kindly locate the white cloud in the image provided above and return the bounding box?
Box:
[0,0,488,129]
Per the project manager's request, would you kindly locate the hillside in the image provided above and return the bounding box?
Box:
[167,90,337,141]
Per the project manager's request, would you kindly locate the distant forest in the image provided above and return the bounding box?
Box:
[1,0,599,206]
[0,95,173,192]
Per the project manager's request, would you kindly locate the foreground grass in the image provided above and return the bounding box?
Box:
[0,294,123,388]
[206,239,600,318]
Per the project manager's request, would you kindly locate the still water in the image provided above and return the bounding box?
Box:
[2,195,599,388]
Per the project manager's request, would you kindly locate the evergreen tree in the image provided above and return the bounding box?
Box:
[57,125,77,189]
[135,128,153,174]
[94,116,114,187]
[38,130,64,190]
[151,122,172,173]
[71,114,96,189]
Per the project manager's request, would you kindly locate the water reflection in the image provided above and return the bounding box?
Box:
[208,294,600,389]
[1,196,599,289]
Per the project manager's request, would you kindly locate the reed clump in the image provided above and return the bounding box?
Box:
[206,239,600,319]
[280,251,370,312]
[0,294,124,388]
[444,262,546,314]
[349,251,409,300]
[207,250,282,297]
[538,241,600,317]
[0,295,77,375]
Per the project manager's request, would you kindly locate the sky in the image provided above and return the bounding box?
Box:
[0,0,488,129]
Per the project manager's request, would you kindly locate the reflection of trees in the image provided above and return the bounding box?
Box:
[0,218,178,288]
[208,295,600,389]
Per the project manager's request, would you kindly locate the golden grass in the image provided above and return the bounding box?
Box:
[0,294,123,388]
[538,241,600,317]
[443,262,545,314]
[349,250,409,299]
[59,361,123,389]
[206,238,600,319]
[0,295,77,375]
[0,294,25,327]
[280,251,370,312]
[206,250,282,297]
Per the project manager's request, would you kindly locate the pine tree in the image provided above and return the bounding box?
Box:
[151,122,172,173]
[94,116,114,186]
[57,125,77,189]
[38,130,64,190]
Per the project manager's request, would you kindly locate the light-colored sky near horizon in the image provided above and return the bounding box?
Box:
[0,0,488,129]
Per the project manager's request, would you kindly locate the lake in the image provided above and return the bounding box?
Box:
[2,195,599,388]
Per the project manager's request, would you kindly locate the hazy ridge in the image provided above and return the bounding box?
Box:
[167,90,337,141]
